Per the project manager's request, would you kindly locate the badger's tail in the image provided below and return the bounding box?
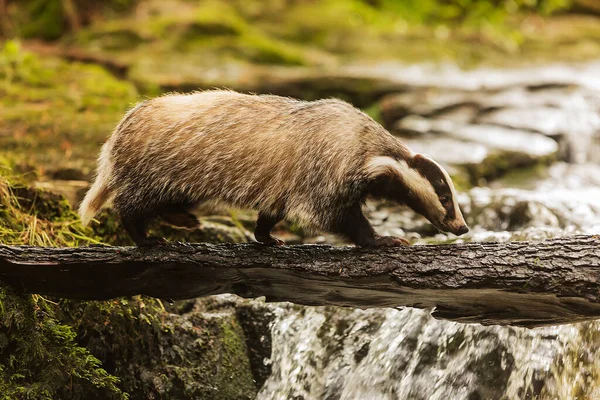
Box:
[79,146,113,226]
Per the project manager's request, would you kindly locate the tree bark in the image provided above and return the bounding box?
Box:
[1,235,599,328]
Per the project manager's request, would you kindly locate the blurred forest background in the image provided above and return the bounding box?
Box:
[1,0,599,187]
[1,1,600,399]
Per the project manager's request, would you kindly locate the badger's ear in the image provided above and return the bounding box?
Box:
[411,154,442,178]
[364,156,403,199]
[410,153,430,169]
[365,156,403,180]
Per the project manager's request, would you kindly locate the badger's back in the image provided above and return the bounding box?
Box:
[92,90,402,228]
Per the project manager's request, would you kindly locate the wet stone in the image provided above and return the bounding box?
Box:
[379,89,476,126]
[477,106,600,138]
[367,203,438,239]
[467,186,600,234]
[376,78,597,174]
[429,120,559,158]
[391,115,435,137]
[432,103,479,123]
[402,135,488,166]
[378,84,593,128]
[534,162,600,191]
[398,119,557,183]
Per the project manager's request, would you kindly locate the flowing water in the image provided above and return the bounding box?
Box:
[260,307,583,399]
[257,62,600,399]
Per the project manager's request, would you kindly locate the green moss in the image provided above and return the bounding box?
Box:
[362,103,383,124]
[212,318,257,398]
[7,0,139,40]
[170,1,307,65]
[192,2,246,37]
[0,285,126,399]
[19,0,67,40]
[448,170,473,192]
[492,162,551,189]
[465,150,556,186]
[234,34,307,66]
[267,0,397,52]
[0,41,139,175]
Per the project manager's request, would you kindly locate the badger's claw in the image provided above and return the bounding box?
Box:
[256,235,286,246]
[137,236,168,247]
[372,236,410,247]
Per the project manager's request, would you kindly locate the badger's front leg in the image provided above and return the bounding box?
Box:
[332,204,409,247]
[254,212,285,245]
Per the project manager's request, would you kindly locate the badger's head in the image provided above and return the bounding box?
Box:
[366,154,469,236]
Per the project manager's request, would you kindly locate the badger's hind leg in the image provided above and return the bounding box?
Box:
[121,203,198,247]
[114,191,167,247]
[120,211,166,247]
[254,212,285,245]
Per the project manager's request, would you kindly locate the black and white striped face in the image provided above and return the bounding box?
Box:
[365,154,469,235]
[406,154,468,236]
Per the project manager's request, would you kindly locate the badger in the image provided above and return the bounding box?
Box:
[79,90,468,247]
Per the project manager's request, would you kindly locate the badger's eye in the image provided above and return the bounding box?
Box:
[440,195,451,205]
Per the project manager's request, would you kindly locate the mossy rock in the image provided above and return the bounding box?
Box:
[251,74,401,109]
[491,163,551,189]
[465,150,557,186]
[234,301,276,388]
[61,297,258,399]
[0,173,100,246]
[79,29,148,51]
[0,286,259,399]
[11,186,75,222]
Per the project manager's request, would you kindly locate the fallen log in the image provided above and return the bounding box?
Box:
[1,235,599,328]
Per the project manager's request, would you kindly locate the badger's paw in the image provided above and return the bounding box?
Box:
[137,236,168,247]
[372,236,410,247]
[255,235,286,246]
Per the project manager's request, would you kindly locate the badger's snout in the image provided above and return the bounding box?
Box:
[454,224,469,236]
[440,220,469,236]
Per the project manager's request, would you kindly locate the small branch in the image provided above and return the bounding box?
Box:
[1,235,599,328]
